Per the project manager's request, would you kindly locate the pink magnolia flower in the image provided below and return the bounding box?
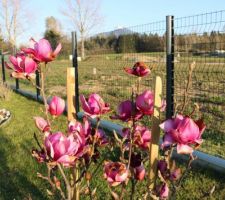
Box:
[95,129,108,146]
[32,149,46,163]
[22,38,62,63]
[110,100,142,122]
[80,93,110,118]
[159,183,169,199]
[124,62,150,77]
[170,168,181,181]
[6,53,37,79]
[160,99,167,112]
[48,96,65,117]
[160,115,206,154]
[133,125,151,149]
[68,119,90,138]
[45,132,85,166]
[136,90,154,116]
[134,164,145,181]
[34,117,50,133]
[104,161,128,187]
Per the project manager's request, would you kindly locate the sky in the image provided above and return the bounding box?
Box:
[18,0,225,45]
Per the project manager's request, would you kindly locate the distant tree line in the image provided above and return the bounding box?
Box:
[84,33,165,54]
[83,31,225,55]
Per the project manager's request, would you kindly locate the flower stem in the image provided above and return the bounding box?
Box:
[57,163,72,200]
[40,64,51,125]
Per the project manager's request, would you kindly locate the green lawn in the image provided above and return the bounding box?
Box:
[0,87,225,199]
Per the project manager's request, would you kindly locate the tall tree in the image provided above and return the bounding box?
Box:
[61,0,103,59]
[44,16,62,49]
[0,0,29,48]
[45,16,62,34]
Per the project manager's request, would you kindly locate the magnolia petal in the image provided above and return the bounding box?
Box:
[53,43,62,56]
[11,72,26,79]
[24,57,37,74]
[177,144,193,154]
[9,56,19,67]
[57,155,76,166]
[161,133,174,148]
[80,94,92,114]
[37,39,52,57]
[159,119,175,133]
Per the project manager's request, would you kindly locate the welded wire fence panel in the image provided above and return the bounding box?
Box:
[79,21,167,124]
[174,11,225,158]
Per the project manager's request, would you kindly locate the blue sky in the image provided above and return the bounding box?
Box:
[20,0,225,44]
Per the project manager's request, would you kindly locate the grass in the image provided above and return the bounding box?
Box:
[0,89,225,199]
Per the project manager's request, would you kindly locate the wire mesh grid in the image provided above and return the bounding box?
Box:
[174,10,225,158]
[79,20,167,116]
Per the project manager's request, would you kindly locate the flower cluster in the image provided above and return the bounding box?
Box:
[7,38,206,200]
[6,38,61,79]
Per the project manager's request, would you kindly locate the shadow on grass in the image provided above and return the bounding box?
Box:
[0,129,47,200]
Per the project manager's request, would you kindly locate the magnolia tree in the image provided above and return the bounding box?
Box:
[6,39,206,200]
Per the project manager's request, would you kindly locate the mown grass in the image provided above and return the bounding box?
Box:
[0,90,225,199]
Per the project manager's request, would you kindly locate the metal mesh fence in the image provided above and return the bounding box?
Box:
[174,11,225,157]
[79,11,225,158]
[79,20,167,115]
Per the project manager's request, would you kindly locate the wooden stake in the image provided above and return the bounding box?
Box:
[67,67,80,200]
[148,76,162,191]
[67,68,76,121]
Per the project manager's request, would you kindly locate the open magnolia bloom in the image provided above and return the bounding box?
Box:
[80,93,110,118]
[45,132,85,167]
[160,114,206,154]
[136,90,154,116]
[124,62,150,77]
[22,38,62,63]
[6,53,37,79]
[104,161,129,187]
[110,100,143,122]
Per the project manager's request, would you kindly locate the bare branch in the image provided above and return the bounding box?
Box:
[61,0,103,58]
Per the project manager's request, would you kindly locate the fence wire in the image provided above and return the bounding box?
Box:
[174,11,225,158]
[79,11,225,158]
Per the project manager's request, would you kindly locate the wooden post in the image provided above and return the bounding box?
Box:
[67,67,79,200]
[148,76,162,191]
[67,68,76,121]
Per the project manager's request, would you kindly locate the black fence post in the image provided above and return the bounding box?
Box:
[13,47,20,90]
[15,79,19,90]
[166,15,175,119]
[1,52,6,83]
[72,31,80,112]
[36,70,40,100]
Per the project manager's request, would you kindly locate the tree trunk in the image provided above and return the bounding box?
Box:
[81,37,85,60]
